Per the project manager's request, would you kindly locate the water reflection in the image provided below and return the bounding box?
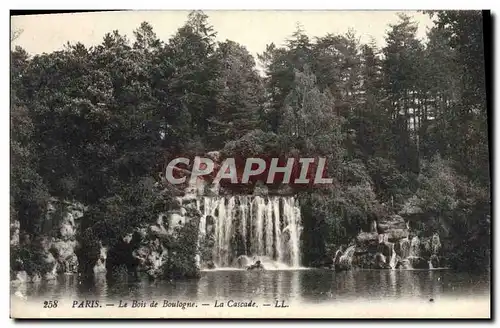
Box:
[11,269,490,304]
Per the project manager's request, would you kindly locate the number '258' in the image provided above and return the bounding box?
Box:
[43,300,58,308]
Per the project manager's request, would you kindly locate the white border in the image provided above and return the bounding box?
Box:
[2,1,498,327]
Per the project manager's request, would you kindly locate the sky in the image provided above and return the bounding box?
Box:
[11,10,435,60]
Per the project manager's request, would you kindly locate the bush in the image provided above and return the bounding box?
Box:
[413,155,491,271]
[75,228,101,276]
[11,244,52,277]
[221,129,283,159]
[160,218,201,280]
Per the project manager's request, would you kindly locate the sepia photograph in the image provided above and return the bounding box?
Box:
[9,10,491,319]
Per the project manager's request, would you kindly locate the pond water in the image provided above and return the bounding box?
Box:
[12,268,490,305]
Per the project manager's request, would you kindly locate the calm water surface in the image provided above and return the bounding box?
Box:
[12,269,490,304]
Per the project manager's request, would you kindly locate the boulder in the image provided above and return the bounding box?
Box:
[374,253,389,269]
[10,220,20,246]
[45,267,57,281]
[233,255,251,269]
[357,232,378,244]
[408,257,429,269]
[12,271,28,284]
[333,249,343,267]
[385,229,409,242]
[351,210,445,270]
[31,273,42,283]
[420,237,433,257]
[398,195,423,217]
[335,246,356,271]
[355,232,379,253]
[146,248,167,279]
[431,234,442,255]
[396,259,411,269]
[205,261,216,270]
[93,245,107,274]
[429,254,440,268]
[51,240,79,273]
[377,215,407,232]
[168,212,185,232]
[377,242,393,258]
[150,224,169,239]
[59,211,77,241]
[206,151,221,162]
[247,260,264,271]
[253,181,269,196]
[352,253,372,268]
[395,238,411,259]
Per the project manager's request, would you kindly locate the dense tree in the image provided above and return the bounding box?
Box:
[166,11,221,147]
[210,40,265,147]
[10,11,490,274]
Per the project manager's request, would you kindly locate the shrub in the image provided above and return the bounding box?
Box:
[10,244,52,277]
[160,218,201,280]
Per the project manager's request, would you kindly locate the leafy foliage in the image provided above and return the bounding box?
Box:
[11,244,53,277]
[161,219,201,280]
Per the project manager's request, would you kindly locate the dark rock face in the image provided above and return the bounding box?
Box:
[396,259,411,269]
[429,255,440,268]
[11,200,88,282]
[334,246,356,271]
[378,242,392,258]
[408,257,429,269]
[356,232,379,251]
[333,249,343,270]
[395,239,410,259]
[93,244,107,274]
[338,214,444,271]
[374,253,390,269]
[105,235,141,279]
[377,215,407,233]
[247,260,264,271]
[233,255,251,269]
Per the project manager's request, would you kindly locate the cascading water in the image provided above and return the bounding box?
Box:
[197,195,302,269]
[399,237,411,259]
[338,245,356,268]
[409,236,420,258]
[388,243,396,269]
[174,169,302,270]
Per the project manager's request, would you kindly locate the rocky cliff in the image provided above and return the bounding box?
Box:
[334,214,444,271]
[11,198,86,283]
[11,192,202,283]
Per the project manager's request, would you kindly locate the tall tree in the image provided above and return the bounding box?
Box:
[382,13,424,173]
[426,10,488,185]
[210,40,265,147]
[166,11,221,147]
[259,25,313,132]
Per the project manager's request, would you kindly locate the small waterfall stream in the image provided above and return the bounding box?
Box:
[409,236,421,258]
[388,243,396,269]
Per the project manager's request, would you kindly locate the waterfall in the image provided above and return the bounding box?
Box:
[339,245,356,268]
[240,197,248,255]
[283,197,302,267]
[409,236,420,258]
[197,195,302,269]
[388,243,396,269]
[273,200,282,263]
[399,237,410,259]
